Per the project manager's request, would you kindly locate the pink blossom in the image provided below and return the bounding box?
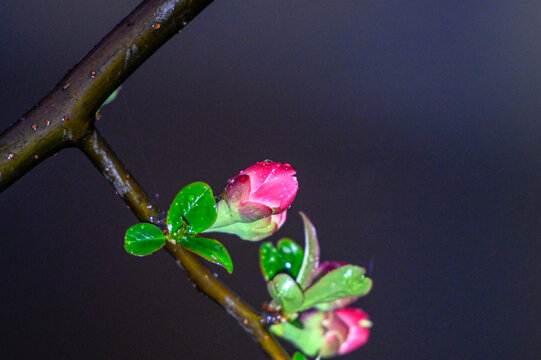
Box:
[330,308,371,356]
[272,308,371,358]
[213,161,298,228]
[226,161,297,219]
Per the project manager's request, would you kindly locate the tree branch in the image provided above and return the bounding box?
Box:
[79,129,290,360]
[0,0,214,191]
[0,0,291,358]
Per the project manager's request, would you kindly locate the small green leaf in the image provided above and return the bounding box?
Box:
[260,238,304,281]
[278,238,304,279]
[300,265,372,311]
[167,182,217,235]
[296,213,320,290]
[260,242,281,281]
[102,87,121,107]
[267,273,304,314]
[124,223,166,256]
[292,352,309,360]
[181,235,233,274]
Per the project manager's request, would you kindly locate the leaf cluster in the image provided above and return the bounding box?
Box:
[124,182,233,273]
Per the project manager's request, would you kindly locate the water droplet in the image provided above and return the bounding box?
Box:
[279,194,284,198]
[90,71,96,79]
[126,174,131,179]
[213,272,219,278]
[62,116,69,122]
[104,167,110,172]
[45,120,51,126]
[31,124,38,131]
[152,22,161,29]
[285,262,292,269]
[188,195,195,201]
[62,83,70,90]
[155,193,160,198]
[7,153,14,160]
[146,204,153,209]
[34,154,39,159]
[281,163,292,170]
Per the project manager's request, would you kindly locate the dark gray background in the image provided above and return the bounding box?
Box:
[1,1,540,359]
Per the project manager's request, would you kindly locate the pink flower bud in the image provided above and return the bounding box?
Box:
[270,308,371,358]
[319,308,371,357]
[212,161,298,228]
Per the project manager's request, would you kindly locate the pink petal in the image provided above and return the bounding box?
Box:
[225,174,251,204]
[237,202,273,222]
[335,308,371,355]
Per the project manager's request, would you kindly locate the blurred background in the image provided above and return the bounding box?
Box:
[1,1,540,359]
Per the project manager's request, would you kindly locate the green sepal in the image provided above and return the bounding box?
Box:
[270,317,324,357]
[260,238,304,281]
[300,265,372,311]
[292,352,309,360]
[267,273,304,314]
[180,235,233,274]
[124,223,166,256]
[167,182,217,235]
[296,213,320,290]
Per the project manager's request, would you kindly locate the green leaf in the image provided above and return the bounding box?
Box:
[260,238,304,281]
[292,352,309,360]
[167,182,217,236]
[124,223,166,256]
[180,235,233,274]
[102,87,121,107]
[300,265,372,311]
[267,273,304,314]
[295,212,320,290]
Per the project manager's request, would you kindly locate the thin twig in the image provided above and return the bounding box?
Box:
[79,129,291,360]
